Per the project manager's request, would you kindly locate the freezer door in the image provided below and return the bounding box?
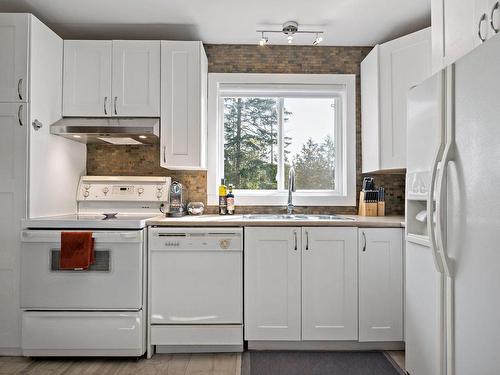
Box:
[406,72,445,199]
[405,241,444,375]
[445,35,500,375]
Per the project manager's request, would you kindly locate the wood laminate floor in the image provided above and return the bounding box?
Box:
[386,351,406,373]
[0,353,241,375]
[0,351,404,375]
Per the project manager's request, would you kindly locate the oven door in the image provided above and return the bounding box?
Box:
[20,230,144,309]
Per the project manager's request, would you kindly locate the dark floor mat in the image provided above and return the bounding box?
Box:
[242,351,403,375]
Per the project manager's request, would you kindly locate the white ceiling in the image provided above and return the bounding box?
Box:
[0,0,431,46]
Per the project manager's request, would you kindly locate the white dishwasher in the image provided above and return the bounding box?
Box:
[148,227,243,353]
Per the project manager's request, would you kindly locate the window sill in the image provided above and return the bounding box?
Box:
[207,192,356,207]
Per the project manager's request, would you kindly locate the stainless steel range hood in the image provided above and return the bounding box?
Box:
[50,117,160,145]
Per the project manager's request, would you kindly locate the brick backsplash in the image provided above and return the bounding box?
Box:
[86,44,405,216]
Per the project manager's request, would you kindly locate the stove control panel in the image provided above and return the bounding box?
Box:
[77,176,170,202]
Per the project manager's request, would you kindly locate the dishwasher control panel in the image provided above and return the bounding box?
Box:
[149,227,243,252]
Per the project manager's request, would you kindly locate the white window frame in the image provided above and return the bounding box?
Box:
[207,73,356,206]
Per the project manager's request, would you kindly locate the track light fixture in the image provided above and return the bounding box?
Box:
[259,32,269,46]
[257,21,324,46]
[312,33,324,46]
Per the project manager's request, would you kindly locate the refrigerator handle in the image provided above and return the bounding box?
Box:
[428,146,444,273]
[435,67,456,280]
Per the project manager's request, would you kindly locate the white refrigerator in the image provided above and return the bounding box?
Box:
[406,34,500,375]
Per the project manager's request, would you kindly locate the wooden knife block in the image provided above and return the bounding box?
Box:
[358,191,378,216]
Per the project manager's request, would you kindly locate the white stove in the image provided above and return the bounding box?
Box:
[23,176,170,229]
[23,213,164,229]
[20,176,170,357]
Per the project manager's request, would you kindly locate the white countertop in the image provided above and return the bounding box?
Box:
[147,214,405,228]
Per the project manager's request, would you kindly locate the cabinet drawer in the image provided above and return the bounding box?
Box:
[22,310,145,356]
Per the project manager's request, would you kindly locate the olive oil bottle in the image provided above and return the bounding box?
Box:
[218,179,227,215]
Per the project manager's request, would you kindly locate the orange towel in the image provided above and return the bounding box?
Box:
[60,232,95,270]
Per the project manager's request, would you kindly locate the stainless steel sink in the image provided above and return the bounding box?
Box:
[242,214,354,221]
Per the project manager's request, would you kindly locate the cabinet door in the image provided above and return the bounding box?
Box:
[244,227,301,341]
[161,41,207,170]
[490,0,500,38]
[302,227,358,340]
[63,40,112,117]
[0,14,29,102]
[0,103,27,349]
[431,0,478,72]
[358,228,403,342]
[378,28,431,171]
[112,41,160,117]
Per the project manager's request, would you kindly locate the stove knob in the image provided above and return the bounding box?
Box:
[138,187,144,195]
[84,184,90,190]
[102,187,109,195]
[156,191,162,199]
[156,185,163,191]
[83,191,89,198]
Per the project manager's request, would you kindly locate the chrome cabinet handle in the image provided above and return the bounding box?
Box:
[18,104,23,126]
[114,96,118,115]
[478,13,488,42]
[305,230,309,250]
[162,146,167,164]
[361,231,366,252]
[293,231,298,251]
[104,96,108,115]
[491,2,500,33]
[17,78,23,100]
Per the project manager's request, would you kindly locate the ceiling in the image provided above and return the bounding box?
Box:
[0,0,431,46]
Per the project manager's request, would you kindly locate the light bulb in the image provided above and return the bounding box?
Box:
[313,34,323,46]
[287,35,293,44]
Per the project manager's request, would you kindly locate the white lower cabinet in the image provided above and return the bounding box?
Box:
[244,227,301,341]
[302,227,358,340]
[244,227,358,341]
[358,228,403,342]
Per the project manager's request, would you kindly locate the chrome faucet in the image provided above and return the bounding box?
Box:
[287,166,296,215]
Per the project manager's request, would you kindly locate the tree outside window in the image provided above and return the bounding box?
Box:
[223,96,339,192]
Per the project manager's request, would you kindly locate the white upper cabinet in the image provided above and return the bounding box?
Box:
[431,0,499,73]
[0,13,29,102]
[361,28,431,173]
[358,228,403,342]
[63,40,160,117]
[112,41,160,117]
[63,41,112,117]
[244,227,301,341]
[161,41,207,170]
[302,227,358,341]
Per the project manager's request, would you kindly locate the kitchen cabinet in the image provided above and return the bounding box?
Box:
[361,28,431,173]
[302,227,358,341]
[0,14,86,354]
[358,228,403,342]
[63,40,160,117]
[0,103,28,351]
[0,14,29,102]
[112,41,160,116]
[160,41,207,170]
[63,41,112,117]
[431,0,500,73]
[244,227,301,341]
[244,227,358,342]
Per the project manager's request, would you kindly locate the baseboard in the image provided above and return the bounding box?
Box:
[0,348,22,356]
[155,345,244,354]
[247,341,405,351]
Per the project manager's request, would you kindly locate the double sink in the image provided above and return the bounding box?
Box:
[241,214,354,221]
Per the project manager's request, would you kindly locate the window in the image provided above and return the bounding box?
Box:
[208,74,356,206]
